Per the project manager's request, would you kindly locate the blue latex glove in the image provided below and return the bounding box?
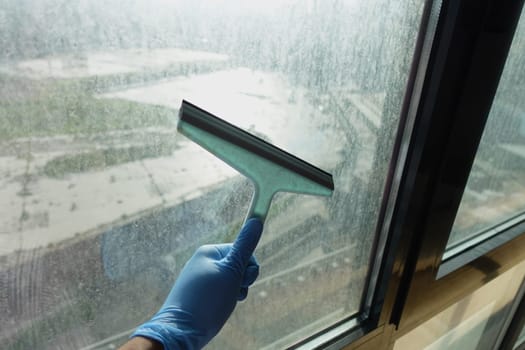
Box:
[131,218,263,350]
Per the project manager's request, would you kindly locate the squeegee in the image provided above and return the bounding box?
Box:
[177,100,334,224]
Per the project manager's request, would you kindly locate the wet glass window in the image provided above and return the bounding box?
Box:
[447,11,525,251]
[0,0,424,348]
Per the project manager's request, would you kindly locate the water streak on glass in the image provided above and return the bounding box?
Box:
[0,0,424,348]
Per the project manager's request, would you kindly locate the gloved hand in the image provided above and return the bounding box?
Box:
[131,218,263,350]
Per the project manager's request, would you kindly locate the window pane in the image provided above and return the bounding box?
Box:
[394,259,525,350]
[447,11,525,250]
[0,1,424,349]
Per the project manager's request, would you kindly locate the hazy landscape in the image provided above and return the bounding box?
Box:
[1,0,524,349]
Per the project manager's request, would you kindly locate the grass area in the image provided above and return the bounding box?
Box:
[5,297,96,350]
[43,143,178,178]
[0,74,176,140]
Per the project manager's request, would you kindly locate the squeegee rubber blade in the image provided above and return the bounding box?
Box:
[178,100,334,191]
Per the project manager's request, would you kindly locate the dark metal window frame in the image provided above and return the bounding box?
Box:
[379,0,525,340]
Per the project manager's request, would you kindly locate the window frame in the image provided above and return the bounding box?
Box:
[378,0,525,340]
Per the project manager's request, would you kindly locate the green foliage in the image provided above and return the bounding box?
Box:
[5,298,96,350]
[0,75,175,140]
[43,143,178,177]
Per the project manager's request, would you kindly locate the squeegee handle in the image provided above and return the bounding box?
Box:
[245,186,275,224]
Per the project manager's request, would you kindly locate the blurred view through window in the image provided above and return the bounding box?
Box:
[0,0,424,349]
[447,12,525,251]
